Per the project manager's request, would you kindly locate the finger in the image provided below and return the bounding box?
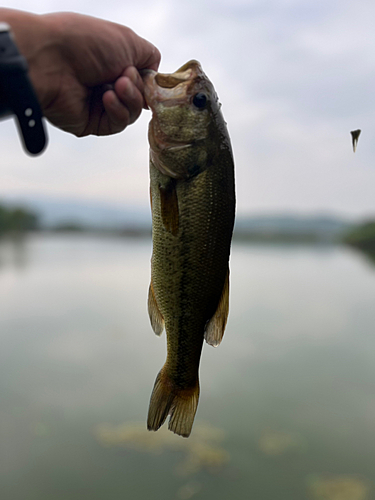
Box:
[121,66,149,110]
[126,29,161,71]
[144,45,161,71]
[122,66,144,94]
[114,75,144,124]
[102,89,131,133]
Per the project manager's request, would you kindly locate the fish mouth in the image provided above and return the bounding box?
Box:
[142,60,203,108]
[154,70,192,89]
[142,61,209,160]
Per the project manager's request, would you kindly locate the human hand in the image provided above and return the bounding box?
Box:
[1,9,161,136]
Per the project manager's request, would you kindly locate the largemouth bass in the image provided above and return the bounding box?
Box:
[143,60,235,437]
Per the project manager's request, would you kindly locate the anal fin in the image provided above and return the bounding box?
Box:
[148,281,164,335]
[204,268,230,347]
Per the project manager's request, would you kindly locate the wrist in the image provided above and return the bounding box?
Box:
[0,9,64,110]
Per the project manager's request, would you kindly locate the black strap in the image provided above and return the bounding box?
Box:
[0,23,47,155]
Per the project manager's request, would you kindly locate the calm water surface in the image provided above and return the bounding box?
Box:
[1,235,375,500]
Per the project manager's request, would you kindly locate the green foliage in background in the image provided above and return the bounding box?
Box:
[343,220,375,253]
[0,204,39,234]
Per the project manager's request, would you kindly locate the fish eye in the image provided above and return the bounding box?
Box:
[192,93,207,109]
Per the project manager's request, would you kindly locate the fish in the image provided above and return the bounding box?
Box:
[351,129,361,152]
[142,60,235,437]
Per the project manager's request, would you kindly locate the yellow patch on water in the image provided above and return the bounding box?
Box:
[93,421,229,476]
[176,480,202,500]
[258,428,307,456]
[308,475,370,500]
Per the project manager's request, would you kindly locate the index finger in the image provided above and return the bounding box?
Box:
[126,29,161,72]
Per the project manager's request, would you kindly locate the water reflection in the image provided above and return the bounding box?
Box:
[308,475,369,500]
[1,235,375,499]
[354,248,375,268]
[0,235,28,270]
[94,422,229,476]
[258,428,307,456]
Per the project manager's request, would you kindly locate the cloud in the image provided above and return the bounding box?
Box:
[1,0,375,217]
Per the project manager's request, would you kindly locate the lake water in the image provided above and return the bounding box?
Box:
[1,235,375,500]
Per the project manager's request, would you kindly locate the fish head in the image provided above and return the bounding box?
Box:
[143,60,227,179]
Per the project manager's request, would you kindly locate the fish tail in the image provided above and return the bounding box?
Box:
[147,367,199,438]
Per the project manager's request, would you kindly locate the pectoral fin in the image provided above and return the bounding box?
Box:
[204,268,230,347]
[148,281,164,335]
[159,180,179,236]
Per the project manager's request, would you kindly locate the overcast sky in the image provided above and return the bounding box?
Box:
[1,0,375,219]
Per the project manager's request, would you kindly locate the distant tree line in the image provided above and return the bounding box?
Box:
[0,204,39,234]
[344,220,375,253]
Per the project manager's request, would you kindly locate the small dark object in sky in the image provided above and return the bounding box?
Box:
[351,129,361,152]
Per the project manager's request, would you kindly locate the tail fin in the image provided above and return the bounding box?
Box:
[147,368,199,438]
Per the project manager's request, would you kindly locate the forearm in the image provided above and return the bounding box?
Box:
[0,9,47,53]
